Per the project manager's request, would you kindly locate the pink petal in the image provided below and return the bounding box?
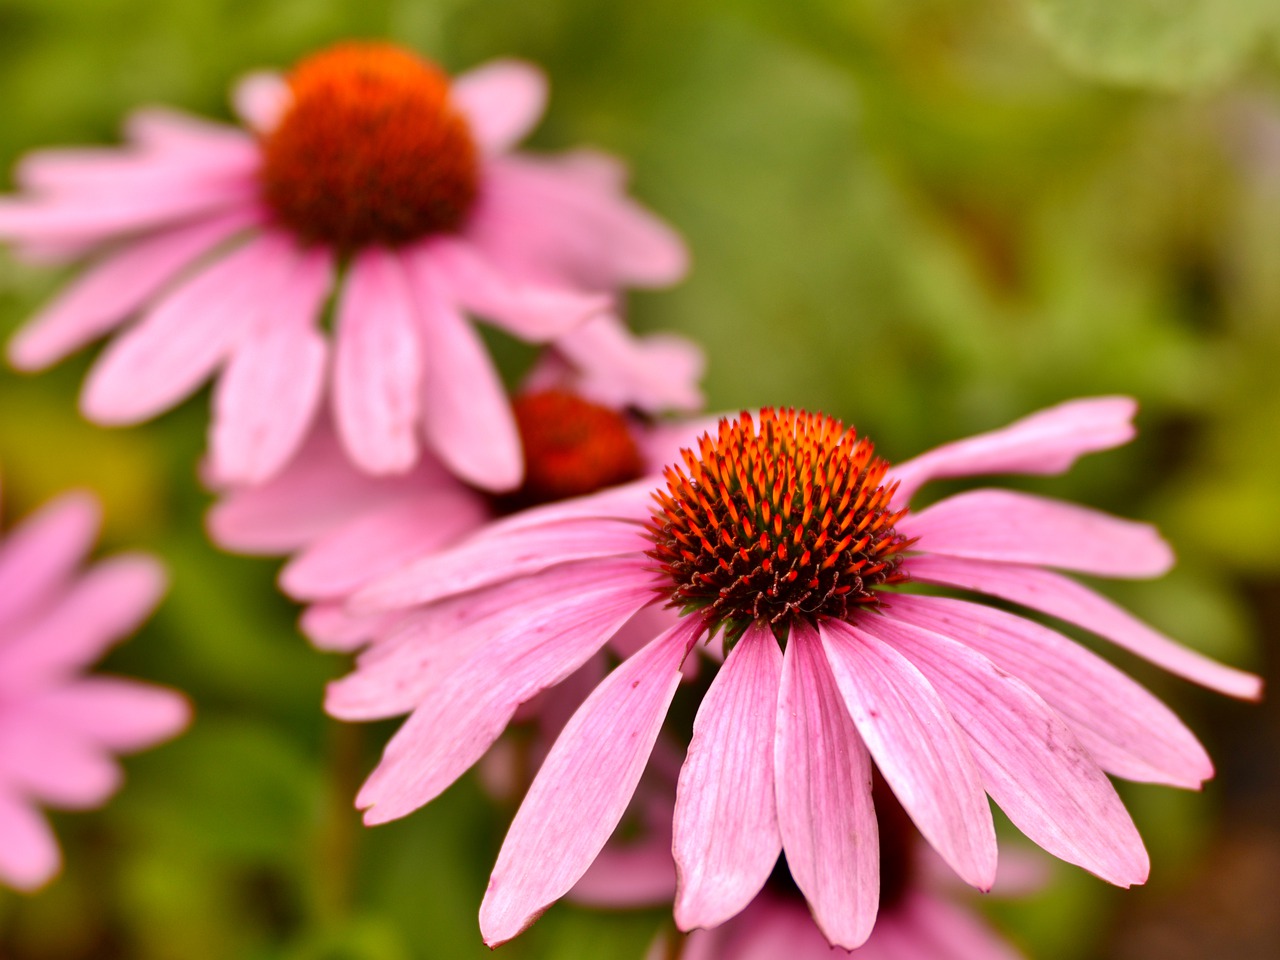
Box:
[882,593,1215,788]
[299,603,402,653]
[209,249,333,485]
[231,71,291,133]
[426,236,608,341]
[354,518,650,612]
[820,620,997,891]
[281,490,488,600]
[468,155,688,290]
[332,247,424,475]
[16,140,258,197]
[356,563,658,824]
[8,212,255,370]
[773,622,879,950]
[907,554,1262,700]
[862,613,1149,886]
[0,792,60,891]
[903,489,1173,578]
[124,107,253,155]
[0,492,99,631]
[81,231,298,424]
[27,677,190,752]
[896,891,1027,960]
[673,624,783,930]
[570,841,677,908]
[0,718,121,808]
[0,554,165,684]
[451,59,548,155]
[479,618,699,946]
[889,397,1138,505]
[404,251,522,491]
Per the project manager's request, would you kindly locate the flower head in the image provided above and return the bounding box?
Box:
[0,43,689,490]
[337,396,1260,948]
[0,488,189,890]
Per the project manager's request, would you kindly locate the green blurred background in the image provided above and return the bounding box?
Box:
[0,0,1277,957]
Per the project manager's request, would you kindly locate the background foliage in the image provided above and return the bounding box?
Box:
[0,0,1277,957]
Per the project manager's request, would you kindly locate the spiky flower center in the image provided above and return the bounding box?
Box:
[499,391,645,510]
[646,408,913,643]
[259,43,479,250]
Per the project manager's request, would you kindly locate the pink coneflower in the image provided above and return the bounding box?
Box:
[0,42,687,490]
[0,488,189,890]
[343,397,1261,948]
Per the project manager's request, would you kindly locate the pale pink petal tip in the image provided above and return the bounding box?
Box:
[0,795,61,891]
[232,71,291,133]
[451,59,549,154]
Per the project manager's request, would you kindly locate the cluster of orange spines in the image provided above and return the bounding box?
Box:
[646,408,913,640]
[498,391,645,510]
[259,42,479,250]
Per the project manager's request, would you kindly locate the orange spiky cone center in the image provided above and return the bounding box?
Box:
[646,408,913,643]
[259,42,479,250]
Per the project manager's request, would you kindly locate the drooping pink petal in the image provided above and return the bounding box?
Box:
[353,518,650,612]
[0,492,99,631]
[426,236,608,341]
[451,59,548,155]
[26,677,190,752]
[862,613,1149,886]
[124,107,255,158]
[0,791,60,891]
[0,720,121,809]
[570,841,677,908]
[673,624,783,930]
[821,620,997,891]
[8,211,255,370]
[902,489,1173,578]
[883,593,1215,788]
[281,490,488,600]
[0,554,165,684]
[16,139,259,197]
[332,247,424,475]
[773,622,879,950]
[81,231,300,424]
[891,892,1028,960]
[404,251,522,491]
[232,71,291,133]
[209,249,333,485]
[356,563,659,824]
[479,618,699,946]
[468,155,688,290]
[889,397,1137,505]
[907,554,1262,700]
[299,603,402,653]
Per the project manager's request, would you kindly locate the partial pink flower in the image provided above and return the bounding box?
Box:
[0,488,189,891]
[341,396,1260,948]
[1,43,688,491]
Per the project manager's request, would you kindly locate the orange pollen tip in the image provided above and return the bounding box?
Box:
[496,390,645,510]
[259,42,480,250]
[645,407,913,642]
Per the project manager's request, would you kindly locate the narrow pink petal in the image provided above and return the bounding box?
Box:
[468,156,689,289]
[895,892,1027,960]
[0,492,99,631]
[427,237,608,340]
[479,618,699,946]
[907,554,1262,700]
[81,231,298,424]
[205,420,440,555]
[232,71,291,133]
[332,247,424,474]
[883,593,1215,787]
[862,614,1149,886]
[28,677,190,752]
[9,212,254,370]
[0,792,60,891]
[451,59,548,155]
[17,142,258,197]
[354,518,649,612]
[124,107,253,156]
[673,624,783,930]
[821,620,997,891]
[889,397,1138,505]
[570,842,677,908]
[773,622,879,949]
[0,719,121,809]
[281,490,488,600]
[404,251,522,491]
[300,603,401,653]
[0,554,165,684]
[356,564,658,823]
[903,489,1173,578]
[209,250,333,485]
